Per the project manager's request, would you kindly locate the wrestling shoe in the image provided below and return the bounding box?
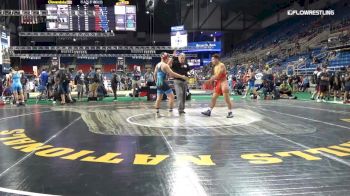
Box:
[201,109,211,117]
[155,110,161,118]
[227,112,234,118]
[179,111,186,115]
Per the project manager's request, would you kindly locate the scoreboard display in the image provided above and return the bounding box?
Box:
[46,4,70,31]
[46,4,136,32]
[171,26,188,49]
[114,5,136,31]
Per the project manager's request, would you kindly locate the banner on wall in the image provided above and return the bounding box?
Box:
[183,41,221,52]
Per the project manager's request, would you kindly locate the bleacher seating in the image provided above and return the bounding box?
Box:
[225,0,350,75]
[329,51,350,67]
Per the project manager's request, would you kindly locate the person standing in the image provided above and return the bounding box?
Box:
[74,69,85,101]
[154,52,188,115]
[201,54,233,118]
[242,68,255,99]
[87,66,98,101]
[111,69,120,101]
[20,72,29,102]
[318,66,330,103]
[131,66,141,99]
[311,67,321,100]
[144,66,155,86]
[331,71,341,102]
[47,68,56,99]
[55,67,72,104]
[38,68,49,101]
[171,52,190,114]
[344,66,350,104]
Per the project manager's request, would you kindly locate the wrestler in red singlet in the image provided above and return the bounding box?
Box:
[202,54,233,118]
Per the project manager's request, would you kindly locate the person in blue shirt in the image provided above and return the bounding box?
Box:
[38,68,49,100]
[10,66,25,106]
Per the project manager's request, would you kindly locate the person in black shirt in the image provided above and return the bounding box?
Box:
[331,71,342,102]
[344,66,350,104]
[87,66,99,100]
[318,66,329,102]
[74,69,85,101]
[131,66,141,99]
[111,69,120,101]
[170,52,191,114]
[55,68,72,104]
[47,68,56,99]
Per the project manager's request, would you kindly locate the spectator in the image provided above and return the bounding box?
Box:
[37,68,49,101]
[111,69,120,101]
[20,73,29,101]
[331,71,342,102]
[311,67,321,100]
[47,68,56,99]
[144,66,155,86]
[301,75,310,92]
[131,66,141,99]
[95,69,106,99]
[291,74,300,93]
[55,67,72,104]
[318,66,330,102]
[279,80,297,99]
[344,66,350,104]
[84,70,90,96]
[74,69,85,101]
[280,80,292,96]
[242,68,255,99]
[87,66,98,101]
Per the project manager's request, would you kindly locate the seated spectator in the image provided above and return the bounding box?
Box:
[279,80,297,99]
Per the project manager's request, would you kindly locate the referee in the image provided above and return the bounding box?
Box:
[171,52,190,114]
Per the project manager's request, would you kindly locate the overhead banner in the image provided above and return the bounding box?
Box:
[184,41,221,52]
[171,25,184,32]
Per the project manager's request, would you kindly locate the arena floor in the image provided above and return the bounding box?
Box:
[0,98,349,196]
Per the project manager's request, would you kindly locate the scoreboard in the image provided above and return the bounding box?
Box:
[46,4,136,32]
[114,5,136,31]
